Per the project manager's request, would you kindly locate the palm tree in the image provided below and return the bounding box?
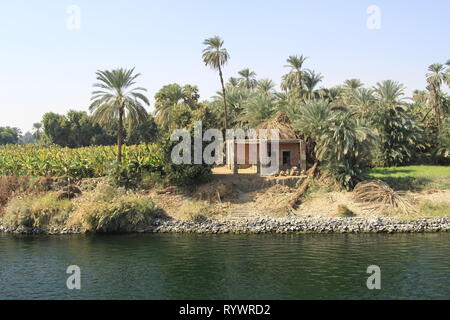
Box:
[426,63,447,122]
[154,84,186,126]
[303,70,323,100]
[349,88,375,120]
[374,80,405,107]
[32,122,42,140]
[238,93,275,127]
[256,79,276,96]
[281,55,308,99]
[238,68,257,90]
[154,84,200,126]
[202,36,230,129]
[90,68,149,162]
[344,79,364,91]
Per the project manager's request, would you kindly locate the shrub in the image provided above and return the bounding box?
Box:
[417,200,450,217]
[0,176,30,208]
[4,193,73,228]
[336,205,355,217]
[177,201,213,221]
[69,183,163,233]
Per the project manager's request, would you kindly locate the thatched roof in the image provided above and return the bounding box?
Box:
[256,112,299,140]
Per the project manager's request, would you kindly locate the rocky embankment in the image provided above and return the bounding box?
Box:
[1,216,449,235]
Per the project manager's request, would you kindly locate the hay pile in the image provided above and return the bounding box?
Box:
[353,180,415,214]
[256,112,299,140]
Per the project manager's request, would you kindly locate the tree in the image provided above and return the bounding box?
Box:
[316,110,376,190]
[425,63,449,123]
[0,127,21,145]
[238,93,276,127]
[154,84,201,128]
[238,68,257,90]
[90,68,149,162]
[32,123,43,141]
[202,36,230,129]
[281,55,308,99]
[303,70,323,100]
[372,80,424,166]
[256,79,276,96]
[42,110,115,148]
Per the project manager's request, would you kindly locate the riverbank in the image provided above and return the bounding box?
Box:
[1,216,449,235]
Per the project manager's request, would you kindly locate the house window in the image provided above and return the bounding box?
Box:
[282,150,291,165]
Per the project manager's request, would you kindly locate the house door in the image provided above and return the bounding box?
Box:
[282,151,291,165]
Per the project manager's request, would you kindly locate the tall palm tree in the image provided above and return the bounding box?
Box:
[281,55,308,99]
[238,68,257,90]
[90,68,149,162]
[32,122,42,140]
[303,70,323,100]
[202,36,230,129]
[426,63,447,122]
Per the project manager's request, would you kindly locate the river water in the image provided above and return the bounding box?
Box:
[0,233,449,299]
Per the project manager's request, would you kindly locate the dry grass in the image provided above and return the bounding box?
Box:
[353,179,416,214]
[256,112,299,140]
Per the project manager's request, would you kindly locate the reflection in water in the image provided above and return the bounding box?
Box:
[0,233,449,299]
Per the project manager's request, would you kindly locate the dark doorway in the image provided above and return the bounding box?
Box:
[282,151,291,165]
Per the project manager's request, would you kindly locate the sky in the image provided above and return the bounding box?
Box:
[0,0,449,132]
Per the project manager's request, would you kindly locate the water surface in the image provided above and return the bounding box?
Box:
[0,233,449,299]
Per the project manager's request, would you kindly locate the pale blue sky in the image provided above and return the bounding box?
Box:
[0,0,449,132]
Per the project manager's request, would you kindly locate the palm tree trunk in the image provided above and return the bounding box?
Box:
[117,108,124,162]
[218,65,228,130]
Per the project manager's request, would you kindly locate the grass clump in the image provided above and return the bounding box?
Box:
[4,193,73,228]
[177,200,213,222]
[417,200,450,218]
[68,183,163,233]
[336,205,355,217]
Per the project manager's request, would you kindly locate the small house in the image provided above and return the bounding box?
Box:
[226,112,307,175]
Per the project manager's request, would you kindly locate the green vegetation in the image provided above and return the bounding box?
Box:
[90,68,150,162]
[2,183,162,232]
[367,166,450,190]
[418,200,450,218]
[0,144,163,178]
[0,36,449,231]
[4,193,73,229]
[68,184,162,233]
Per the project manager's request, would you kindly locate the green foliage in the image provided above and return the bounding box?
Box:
[0,127,21,145]
[367,165,450,191]
[418,200,450,217]
[42,111,115,148]
[436,117,450,158]
[69,184,162,233]
[292,101,376,190]
[0,144,163,179]
[371,80,425,166]
[4,193,73,228]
